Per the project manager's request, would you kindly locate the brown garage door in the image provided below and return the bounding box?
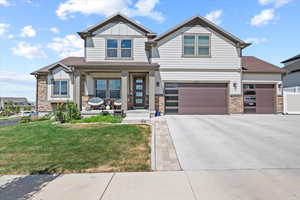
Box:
[164,83,227,114]
[256,84,275,114]
[243,84,275,114]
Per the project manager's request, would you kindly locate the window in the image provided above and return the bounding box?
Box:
[183,35,195,55]
[96,79,121,99]
[198,36,210,56]
[96,80,107,98]
[106,39,132,59]
[109,80,121,99]
[183,34,210,56]
[107,39,118,58]
[53,80,68,96]
[121,40,132,58]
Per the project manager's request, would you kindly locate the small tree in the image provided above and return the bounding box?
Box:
[3,101,15,116]
[15,105,20,114]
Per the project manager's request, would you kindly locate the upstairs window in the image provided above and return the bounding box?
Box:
[107,39,118,57]
[183,34,210,57]
[183,35,195,55]
[198,36,210,56]
[53,80,68,96]
[106,39,132,59]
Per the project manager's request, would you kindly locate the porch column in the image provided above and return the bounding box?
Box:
[74,70,81,110]
[121,71,129,111]
[149,70,156,112]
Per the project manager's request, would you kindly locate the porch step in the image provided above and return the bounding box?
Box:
[123,110,150,124]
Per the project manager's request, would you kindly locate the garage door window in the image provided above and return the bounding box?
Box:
[244,84,257,113]
[165,84,179,113]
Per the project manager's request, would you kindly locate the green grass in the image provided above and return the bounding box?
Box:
[70,114,123,124]
[0,121,151,174]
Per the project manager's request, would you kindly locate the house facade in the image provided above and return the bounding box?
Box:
[282,54,300,88]
[31,14,283,115]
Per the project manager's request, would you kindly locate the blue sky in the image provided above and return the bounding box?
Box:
[0,0,299,101]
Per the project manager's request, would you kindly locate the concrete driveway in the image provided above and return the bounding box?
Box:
[166,115,300,170]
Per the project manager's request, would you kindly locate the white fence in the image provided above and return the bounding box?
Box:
[284,87,300,114]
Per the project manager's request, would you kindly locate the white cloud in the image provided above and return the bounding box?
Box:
[11,42,47,59]
[250,9,275,26]
[56,0,164,23]
[8,34,14,38]
[48,34,84,57]
[258,0,292,8]
[20,25,37,37]
[0,71,35,101]
[245,37,268,45]
[50,27,60,34]
[0,23,10,37]
[205,10,223,25]
[0,0,10,6]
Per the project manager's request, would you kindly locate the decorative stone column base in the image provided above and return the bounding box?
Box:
[155,95,165,114]
[276,96,284,113]
[229,95,243,114]
[81,96,90,111]
[37,75,52,112]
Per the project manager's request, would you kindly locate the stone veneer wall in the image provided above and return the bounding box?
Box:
[229,95,243,114]
[37,75,52,112]
[155,95,165,114]
[276,96,284,113]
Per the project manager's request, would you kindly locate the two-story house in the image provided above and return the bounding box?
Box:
[31,14,283,115]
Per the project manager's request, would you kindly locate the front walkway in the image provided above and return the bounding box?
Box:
[1,170,300,200]
[152,117,181,171]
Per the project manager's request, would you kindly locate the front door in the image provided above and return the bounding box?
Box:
[133,77,145,108]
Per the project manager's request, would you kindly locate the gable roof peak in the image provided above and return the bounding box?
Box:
[78,13,156,39]
[151,15,250,49]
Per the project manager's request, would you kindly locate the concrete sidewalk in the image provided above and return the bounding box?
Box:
[1,169,299,200]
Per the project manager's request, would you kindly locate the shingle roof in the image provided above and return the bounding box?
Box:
[31,57,159,75]
[281,54,300,64]
[242,56,283,73]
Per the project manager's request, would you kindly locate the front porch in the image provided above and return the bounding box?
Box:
[74,67,157,114]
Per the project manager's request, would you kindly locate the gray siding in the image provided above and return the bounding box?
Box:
[152,25,241,70]
[152,24,242,95]
[283,71,300,88]
[85,22,149,62]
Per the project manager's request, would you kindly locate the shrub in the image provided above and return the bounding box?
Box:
[20,116,31,123]
[36,113,53,121]
[55,102,81,123]
[23,106,32,111]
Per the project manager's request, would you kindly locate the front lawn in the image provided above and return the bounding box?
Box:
[0,121,151,174]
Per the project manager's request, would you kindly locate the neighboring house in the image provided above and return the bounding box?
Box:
[0,97,33,110]
[281,54,300,88]
[31,14,283,115]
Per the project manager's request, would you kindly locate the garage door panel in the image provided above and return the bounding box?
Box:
[243,84,275,114]
[256,88,275,114]
[178,86,227,114]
